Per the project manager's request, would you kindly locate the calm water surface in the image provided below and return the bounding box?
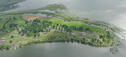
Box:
[1,0,126,57]
[0,42,125,57]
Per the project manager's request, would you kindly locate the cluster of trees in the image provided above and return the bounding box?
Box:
[44,31,112,47]
[0,16,18,33]
[18,18,94,37]
[0,45,11,50]
[0,15,77,37]
[19,19,77,37]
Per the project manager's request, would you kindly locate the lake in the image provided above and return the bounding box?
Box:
[0,42,126,57]
[1,0,126,57]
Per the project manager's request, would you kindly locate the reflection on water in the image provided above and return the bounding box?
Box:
[1,0,126,57]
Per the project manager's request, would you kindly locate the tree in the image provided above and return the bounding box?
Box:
[10,35,14,38]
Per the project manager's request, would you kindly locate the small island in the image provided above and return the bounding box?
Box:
[0,4,116,50]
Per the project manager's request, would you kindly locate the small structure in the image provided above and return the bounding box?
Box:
[81,32,87,35]
[72,33,79,35]
[0,37,7,44]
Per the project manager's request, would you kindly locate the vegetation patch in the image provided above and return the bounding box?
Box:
[0,4,116,50]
